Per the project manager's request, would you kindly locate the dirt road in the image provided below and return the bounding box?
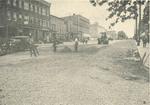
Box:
[0,40,149,105]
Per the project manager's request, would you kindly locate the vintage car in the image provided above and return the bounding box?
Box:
[8,36,30,52]
[0,36,30,55]
[98,32,109,44]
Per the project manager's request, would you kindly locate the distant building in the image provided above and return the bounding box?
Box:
[0,0,51,42]
[63,14,90,39]
[106,31,118,40]
[90,22,106,38]
[50,15,67,41]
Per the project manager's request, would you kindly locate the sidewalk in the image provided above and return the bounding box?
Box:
[137,43,150,70]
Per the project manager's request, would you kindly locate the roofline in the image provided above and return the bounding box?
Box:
[50,15,65,21]
[34,0,51,6]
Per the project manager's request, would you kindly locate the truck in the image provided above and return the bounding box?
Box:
[97,32,109,44]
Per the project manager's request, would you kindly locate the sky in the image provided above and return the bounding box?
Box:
[45,0,136,38]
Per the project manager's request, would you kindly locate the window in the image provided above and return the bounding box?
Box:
[46,9,49,16]
[7,11,11,20]
[24,15,29,24]
[19,0,22,8]
[35,5,37,13]
[30,17,34,24]
[18,14,22,19]
[18,14,23,23]
[40,8,42,15]
[40,19,42,26]
[43,20,46,27]
[46,21,49,27]
[13,12,17,21]
[42,8,46,16]
[30,4,34,11]
[13,0,17,6]
[39,7,41,14]
[24,1,29,10]
[7,0,11,5]
[35,18,38,25]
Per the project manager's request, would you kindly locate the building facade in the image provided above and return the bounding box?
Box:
[50,15,67,41]
[63,14,90,39]
[90,22,106,38]
[0,0,51,42]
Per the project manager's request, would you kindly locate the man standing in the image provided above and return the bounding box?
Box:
[74,37,79,52]
[28,35,37,57]
[52,33,57,52]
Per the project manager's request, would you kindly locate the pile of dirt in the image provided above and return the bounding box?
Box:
[60,46,72,52]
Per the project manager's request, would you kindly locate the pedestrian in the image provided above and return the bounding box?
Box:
[52,33,57,52]
[142,35,148,48]
[85,38,88,44]
[74,37,79,52]
[28,36,37,57]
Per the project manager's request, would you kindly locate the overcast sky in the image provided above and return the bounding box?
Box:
[46,0,136,37]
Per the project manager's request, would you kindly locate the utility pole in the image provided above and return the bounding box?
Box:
[137,0,142,46]
[134,16,138,41]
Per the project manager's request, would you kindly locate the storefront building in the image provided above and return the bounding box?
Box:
[0,0,51,42]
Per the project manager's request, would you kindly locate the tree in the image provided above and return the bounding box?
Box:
[89,0,148,45]
[118,31,128,40]
[90,0,147,27]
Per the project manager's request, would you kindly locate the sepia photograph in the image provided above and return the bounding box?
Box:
[0,0,149,105]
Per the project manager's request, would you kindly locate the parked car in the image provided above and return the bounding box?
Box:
[8,36,30,53]
[0,36,30,56]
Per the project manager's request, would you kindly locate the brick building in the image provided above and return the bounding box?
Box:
[63,14,90,40]
[50,15,67,41]
[0,0,51,42]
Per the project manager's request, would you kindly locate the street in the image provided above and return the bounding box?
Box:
[0,40,149,105]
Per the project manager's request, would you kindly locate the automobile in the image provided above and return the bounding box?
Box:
[98,32,109,44]
[8,36,30,53]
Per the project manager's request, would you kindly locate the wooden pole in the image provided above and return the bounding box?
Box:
[137,1,142,46]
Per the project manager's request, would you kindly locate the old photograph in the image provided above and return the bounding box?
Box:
[0,0,149,105]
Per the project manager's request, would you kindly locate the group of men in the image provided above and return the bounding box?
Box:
[28,33,79,57]
[52,34,79,52]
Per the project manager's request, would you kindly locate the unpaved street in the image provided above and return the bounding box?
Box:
[0,40,149,105]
